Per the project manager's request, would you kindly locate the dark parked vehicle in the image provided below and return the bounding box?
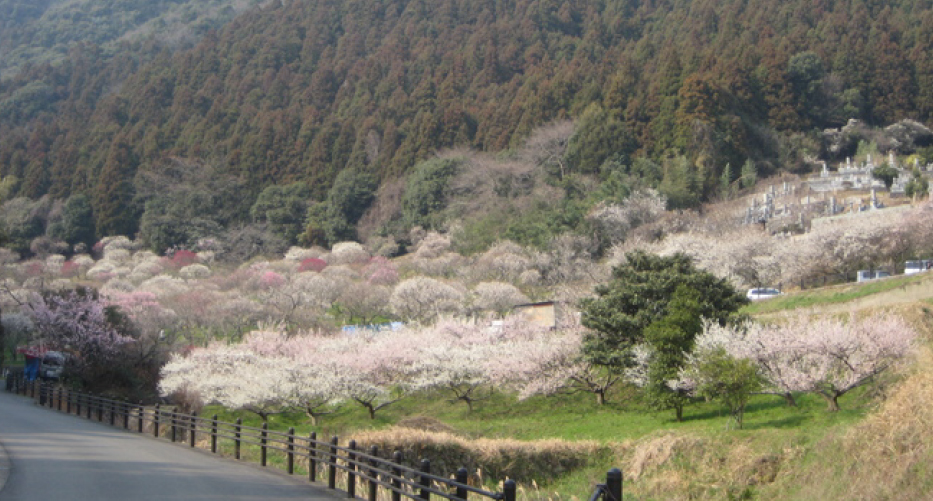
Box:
[38,351,66,381]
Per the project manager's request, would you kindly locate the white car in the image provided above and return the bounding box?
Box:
[746,288,782,301]
[904,260,932,275]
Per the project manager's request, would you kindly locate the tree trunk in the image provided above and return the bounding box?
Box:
[820,392,840,412]
[675,404,684,422]
[783,392,797,407]
[596,390,606,405]
[365,403,376,420]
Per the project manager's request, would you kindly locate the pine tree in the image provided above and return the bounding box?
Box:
[93,136,138,238]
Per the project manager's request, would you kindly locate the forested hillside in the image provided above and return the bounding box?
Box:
[1,0,933,252]
[0,0,262,76]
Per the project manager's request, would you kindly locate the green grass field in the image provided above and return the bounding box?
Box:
[201,379,877,500]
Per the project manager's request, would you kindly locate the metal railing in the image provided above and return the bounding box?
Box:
[4,376,624,500]
[587,469,622,501]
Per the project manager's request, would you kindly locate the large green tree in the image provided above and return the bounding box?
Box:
[401,157,462,230]
[580,251,747,381]
[47,193,95,250]
[642,286,705,421]
[313,168,378,245]
[250,182,312,245]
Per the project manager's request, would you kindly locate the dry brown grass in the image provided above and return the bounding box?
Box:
[833,347,933,499]
[349,427,605,484]
[614,431,807,500]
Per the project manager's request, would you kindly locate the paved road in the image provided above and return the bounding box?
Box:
[0,391,339,500]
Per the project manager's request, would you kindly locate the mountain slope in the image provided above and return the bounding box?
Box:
[1,0,933,244]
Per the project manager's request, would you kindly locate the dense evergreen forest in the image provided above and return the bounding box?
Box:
[1,0,933,254]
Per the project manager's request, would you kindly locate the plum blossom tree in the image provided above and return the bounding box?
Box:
[471,282,530,317]
[26,288,135,386]
[106,290,180,375]
[503,333,618,404]
[696,313,917,411]
[587,189,667,250]
[160,343,293,421]
[403,319,505,410]
[333,282,392,325]
[390,277,464,322]
[363,257,399,285]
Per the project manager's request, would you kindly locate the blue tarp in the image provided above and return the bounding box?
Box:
[341,322,404,334]
[24,356,39,381]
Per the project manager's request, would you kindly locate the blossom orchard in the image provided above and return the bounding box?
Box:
[159,318,582,420]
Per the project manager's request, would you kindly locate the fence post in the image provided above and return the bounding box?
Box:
[86,394,92,419]
[75,392,81,416]
[455,467,468,500]
[347,440,357,499]
[503,480,516,501]
[123,401,130,429]
[211,415,218,453]
[287,427,295,474]
[97,395,103,422]
[309,432,317,482]
[606,468,622,501]
[66,388,72,414]
[57,387,63,411]
[391,451,403,501]
[171,410,177,442]
[419,459,431,501]
[189,412,197,448]
[328,436,338,489]
[110,400,116,426]
[368,445,379,501]
[38,382,47,406]
[137,404,145,433]
[261,422,268,467]
[234,418,242,460]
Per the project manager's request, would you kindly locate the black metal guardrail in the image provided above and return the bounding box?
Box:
[4,373,624,501]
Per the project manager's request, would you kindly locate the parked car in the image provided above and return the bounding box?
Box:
[746,288,783,301]
[38,351,66,381]
[904,260,933,275]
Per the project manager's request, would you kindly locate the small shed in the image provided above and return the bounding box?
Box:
[512,301,557,330]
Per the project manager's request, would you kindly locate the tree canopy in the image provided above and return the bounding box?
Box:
[580,251,747,370]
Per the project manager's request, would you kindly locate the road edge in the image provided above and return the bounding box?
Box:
[0,432,11,495]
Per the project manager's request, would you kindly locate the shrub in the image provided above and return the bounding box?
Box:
[180,264,212,279]
[298,258,328,273]
[329,241,371,265]
[166,249,199,269]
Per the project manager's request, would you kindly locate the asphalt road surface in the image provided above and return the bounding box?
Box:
[0,390,340,500]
